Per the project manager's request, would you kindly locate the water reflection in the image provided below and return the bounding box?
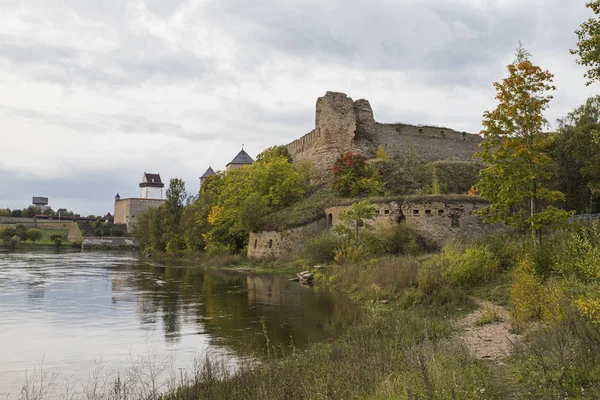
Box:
[112,262,362,354]
[0,250,360,397]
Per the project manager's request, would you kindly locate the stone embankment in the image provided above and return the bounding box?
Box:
[82,237,138,249]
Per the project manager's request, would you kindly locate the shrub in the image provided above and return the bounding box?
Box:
[303,233,338,265]
[476,304,502,326]
[7,235,19,251]
[362,222,421,256]
[442,243,499,286]
[552,223,600,281]
[480,232,520,271]
[514,311,600,398]
[26,228,42,244]
[417,257,445,297]
[332,152,385,197]
[510,258,546,330]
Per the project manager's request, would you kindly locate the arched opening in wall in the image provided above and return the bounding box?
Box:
[327,213,333,228]
[254,239,257,249]
[397,215,406,224]
[461,132,467,140]
[268,239,273,249]
[440,130,446,138]
[418,128,423,134]
[451,215,460,228]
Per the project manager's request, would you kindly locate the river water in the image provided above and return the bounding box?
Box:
[0,250,359,398]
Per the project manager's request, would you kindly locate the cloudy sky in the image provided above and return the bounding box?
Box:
[0,0,596,216]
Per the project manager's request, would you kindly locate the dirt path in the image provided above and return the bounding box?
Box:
[457,298,521,362]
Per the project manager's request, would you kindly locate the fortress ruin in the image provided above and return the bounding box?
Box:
[284,91,482,182]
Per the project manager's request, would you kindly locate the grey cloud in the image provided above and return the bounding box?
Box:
[0,105,217,141]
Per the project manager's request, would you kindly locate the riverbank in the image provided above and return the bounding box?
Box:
[155,224,600,399]
[12,224,600,398]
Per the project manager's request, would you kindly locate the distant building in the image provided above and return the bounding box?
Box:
[199,166,216,190]
[139,173,164,199]
[226,149,254,171]
[32,196,51,212]
[114,174,166,233]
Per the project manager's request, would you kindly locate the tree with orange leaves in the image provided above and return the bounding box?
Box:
[475,44,571,244]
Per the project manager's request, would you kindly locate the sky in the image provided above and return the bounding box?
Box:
[0,0,597,216]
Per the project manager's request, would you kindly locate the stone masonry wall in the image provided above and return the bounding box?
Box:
[325,199,495,247]
[114,198,165,233]
[247,219,326,259]
[249,198,497,259]
[36,221,84,242]
[284,92,482,183]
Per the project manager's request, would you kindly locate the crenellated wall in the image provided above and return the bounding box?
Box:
[284,92,482,183]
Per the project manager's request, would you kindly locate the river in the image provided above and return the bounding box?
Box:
[0,250,359,398]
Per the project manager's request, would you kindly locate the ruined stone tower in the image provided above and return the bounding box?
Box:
[284,91,481,183]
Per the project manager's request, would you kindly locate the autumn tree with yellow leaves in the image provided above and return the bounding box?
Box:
[475,44,571,244]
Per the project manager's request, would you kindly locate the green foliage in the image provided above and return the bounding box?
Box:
[431,161,483,194]
[572,1,600,85]
[553,96,600,213]
[475,44,571,242]
[442,243,500,286]
[302,233,339,265]
[417,260,446,298]
[1,227,17,244]
[362,222,421,256]
[53,237,63,249]
[7,235,19,250]
[332,152,385,197]
[332,200,379,248]
[135,150,309,255]
[375,145,389,160]
[418,166,442,195]
[26,228,42,244]
[0,208,10,217]
[262,188,338,231]
[515,312,600,399]
[475,304,502,326]
[376,158,482,196]
[551,223,600,282]
[163,178,188,252]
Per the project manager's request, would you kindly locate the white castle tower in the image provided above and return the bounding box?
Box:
[139,173,164,199]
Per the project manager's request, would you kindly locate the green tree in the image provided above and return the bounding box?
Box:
[0,208,10,217]
[26,228,42,244]
[15,225,27,241]
[332,152,385,197]
[332,200,379,247]
[475,44,571,243]
[572,1,600,85]
[21,206,41,218]
[163,178,188,252]
[7,235,19,251]
[1,227,17,244]
[553,96,600,213]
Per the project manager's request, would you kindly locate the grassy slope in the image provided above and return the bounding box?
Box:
[261,187,487,231]
[38,229,70,244]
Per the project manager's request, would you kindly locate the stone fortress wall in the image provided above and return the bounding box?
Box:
[247,197,496,259]
[284,92,482,182]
